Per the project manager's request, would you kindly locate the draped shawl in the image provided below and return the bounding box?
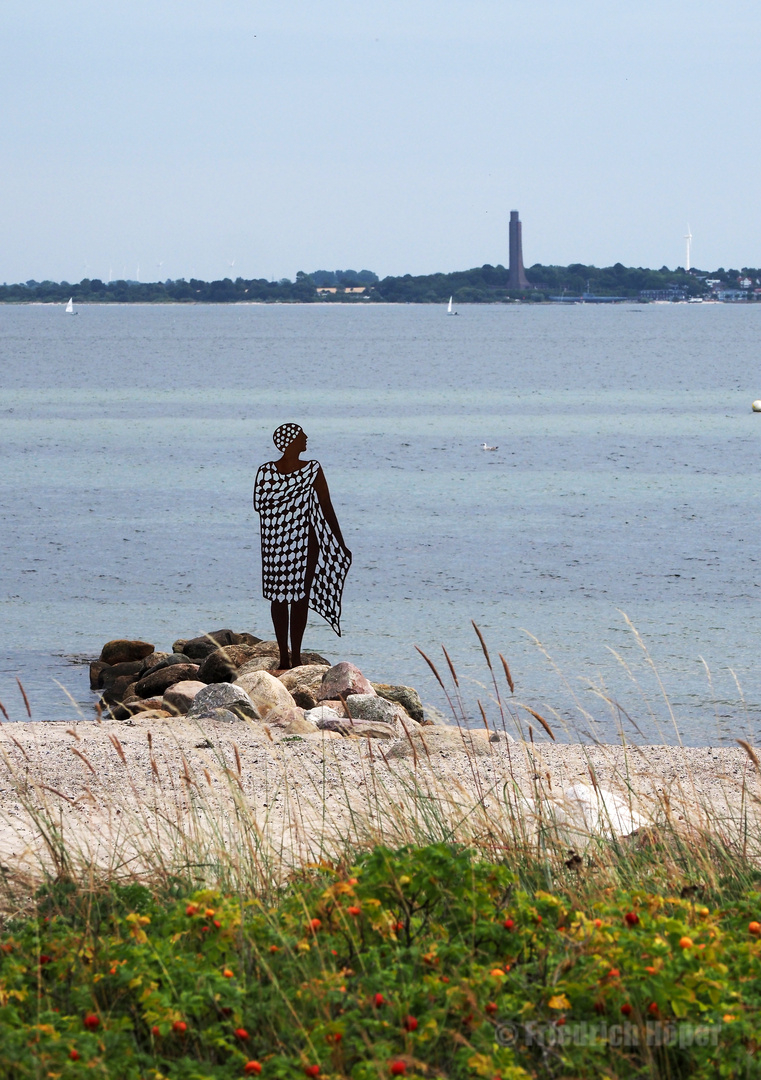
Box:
[253,460,351,635]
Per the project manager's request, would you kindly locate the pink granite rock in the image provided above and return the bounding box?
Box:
[163,680,207,715]
[316,663,375,702]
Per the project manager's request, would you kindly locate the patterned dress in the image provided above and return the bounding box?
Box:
[253,460,351,635]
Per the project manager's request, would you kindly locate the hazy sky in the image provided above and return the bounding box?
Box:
[2,1,759,283]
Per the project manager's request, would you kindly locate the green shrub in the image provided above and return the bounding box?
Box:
[1,844,760,1078]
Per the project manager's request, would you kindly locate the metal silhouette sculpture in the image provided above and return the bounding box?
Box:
[253,423,351,669]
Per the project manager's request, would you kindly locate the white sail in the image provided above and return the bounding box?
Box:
[447,296,453,313]
[65,297,74,313]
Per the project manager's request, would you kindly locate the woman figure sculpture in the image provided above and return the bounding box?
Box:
[253,423,351,670]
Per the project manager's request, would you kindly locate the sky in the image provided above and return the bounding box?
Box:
[1,1,759,283]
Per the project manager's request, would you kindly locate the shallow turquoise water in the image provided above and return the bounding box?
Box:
[1,301,759,743]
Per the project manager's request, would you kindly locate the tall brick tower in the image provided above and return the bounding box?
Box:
[508,210,530,290]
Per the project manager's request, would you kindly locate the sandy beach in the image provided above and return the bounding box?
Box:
[0,712,755,882]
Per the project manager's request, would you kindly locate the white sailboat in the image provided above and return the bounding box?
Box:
[65,297,77,315]
[447,295,458,316]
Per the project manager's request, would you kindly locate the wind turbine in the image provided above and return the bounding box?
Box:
[685,224,692,271]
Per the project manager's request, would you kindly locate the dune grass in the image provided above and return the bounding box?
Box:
[0,622,760,1077]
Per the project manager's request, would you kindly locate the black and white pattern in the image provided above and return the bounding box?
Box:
[253,460,351,635]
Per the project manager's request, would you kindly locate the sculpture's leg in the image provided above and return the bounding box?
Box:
[290,529,319,667]
[271,600,290,669]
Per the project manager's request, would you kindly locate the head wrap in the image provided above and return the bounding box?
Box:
[273,423,304,452]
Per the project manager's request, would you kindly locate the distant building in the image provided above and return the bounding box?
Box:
[508,211,530,290]
[640,287,687,301]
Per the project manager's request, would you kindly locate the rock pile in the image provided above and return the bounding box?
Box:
[90,630,434,741]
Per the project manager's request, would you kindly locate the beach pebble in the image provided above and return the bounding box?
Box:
[99,639,155,665]
[372,683,425,724]
[134,663,200,699]
[186,682,259,721]
[163,680,207,715]
[317,662,375,701]
[234,669,295,717]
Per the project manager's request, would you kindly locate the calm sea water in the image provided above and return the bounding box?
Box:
[1,302,759,744]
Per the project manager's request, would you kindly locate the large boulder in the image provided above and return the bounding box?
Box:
[372,683,425,724]
[99,639,155,665]
[138,652,173,675]
[133,663,199,699]
[279,665,330,695]
[182,630,240,661]
[386,726,498,760]
[237,656,281,676]
[345,694,407,731]
[197,645,260,684]
[176,633,264,661]
[163,680,207,715]
[305,704,343,725]
[89,660,109,691]
[186,683,259,721]
[235,670,295,717]
[317,718,397,739]
[99,660,144,689]
[316,663,375,702]
[101,676,138,706]
[259,704,308,730]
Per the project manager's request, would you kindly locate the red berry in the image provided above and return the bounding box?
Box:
[173,1020,187,1034]
[440,975,450,983]
[326,1032,342,1043]
[556,1017,566,1026]
[374,992,385,1007]
[485,1002,498,1015]
[607,968,620,978]
[625,912,639,926]
[214,919,221,929]
[186,904,198,916]
[304,1067,320,1077]
[403,1015,418,1031]
[69,1049,80,1061]
[244,1064,263,1076]
[621,1003,632,1016]
[152,1026,160,1037]
[235,1028,250,1040]
[390,1062,407,1076]
[83,1013,100,1031]
[309,918,322,931]
[503,918,514,930]
[594,1001,605,1014]
[347,906,361,916]
[648,1002,659,1015]
[39,954,52,965]
[536,915,542,924]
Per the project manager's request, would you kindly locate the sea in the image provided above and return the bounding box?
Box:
[1,301,759,745]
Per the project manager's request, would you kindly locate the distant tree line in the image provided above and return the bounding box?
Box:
[1,264,758,304]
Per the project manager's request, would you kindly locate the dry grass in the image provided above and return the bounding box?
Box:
[0,619,759,912]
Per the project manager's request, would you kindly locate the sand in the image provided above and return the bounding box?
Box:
[0,715,756,881]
